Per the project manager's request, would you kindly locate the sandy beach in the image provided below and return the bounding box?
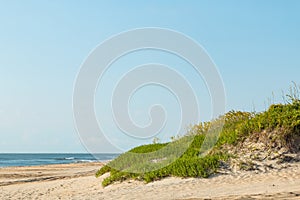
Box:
[0,162,299,200]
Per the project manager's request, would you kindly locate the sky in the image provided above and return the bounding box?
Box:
[0,0,300,153]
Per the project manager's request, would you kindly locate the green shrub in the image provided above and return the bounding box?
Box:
[96,134,227,186]
[96,86,300,186]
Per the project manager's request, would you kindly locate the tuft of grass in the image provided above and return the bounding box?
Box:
[96,134,228,187]
[239,100,300,151]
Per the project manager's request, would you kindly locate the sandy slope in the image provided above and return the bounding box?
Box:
[0,162,299,200]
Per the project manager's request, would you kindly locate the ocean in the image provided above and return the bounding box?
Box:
[0,153,120,167]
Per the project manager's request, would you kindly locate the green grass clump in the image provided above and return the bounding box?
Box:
[96,134,228,187]
[217,99,300,150]
[96,86,300,187]
[242,101,300,134]
[215,111,253,146]
[239,100,300,151]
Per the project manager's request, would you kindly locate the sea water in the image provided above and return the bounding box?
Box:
[0,153,119,167]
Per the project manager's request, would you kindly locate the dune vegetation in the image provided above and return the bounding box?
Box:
[96,84,300,187]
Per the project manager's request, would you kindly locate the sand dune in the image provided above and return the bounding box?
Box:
[0,162,299,200]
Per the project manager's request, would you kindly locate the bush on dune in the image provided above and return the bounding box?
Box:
[96,85,300,187]
[96,134,227,186]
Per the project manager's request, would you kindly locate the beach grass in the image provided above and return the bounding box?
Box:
[96,85,300,187]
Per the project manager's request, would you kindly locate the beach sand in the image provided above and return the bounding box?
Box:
[0,162,299,200]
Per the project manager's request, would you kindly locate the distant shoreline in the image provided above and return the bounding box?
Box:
[0,153,119,168]
[0,160,107,169]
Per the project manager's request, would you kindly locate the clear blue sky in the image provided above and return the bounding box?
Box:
[0,1,300,153]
